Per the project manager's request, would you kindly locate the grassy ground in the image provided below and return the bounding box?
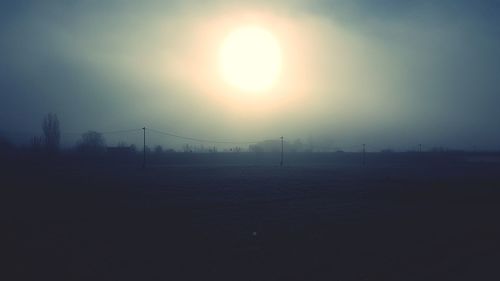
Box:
[1,153,500,280]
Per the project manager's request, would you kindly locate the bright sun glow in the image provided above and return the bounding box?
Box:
[219,26,282,93]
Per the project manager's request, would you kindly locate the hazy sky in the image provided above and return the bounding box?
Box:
[1,0,500,150]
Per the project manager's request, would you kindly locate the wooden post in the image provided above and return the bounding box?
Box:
[362,144,366,166]
[142,127,146,168]
[280,136,284,167]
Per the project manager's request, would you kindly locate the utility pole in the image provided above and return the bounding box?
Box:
[419,144,422,153]
[280,136,284,167]
[362,144,366,167]
[142,127,146,168]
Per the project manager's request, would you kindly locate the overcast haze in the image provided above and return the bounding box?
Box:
[1,0,500,150]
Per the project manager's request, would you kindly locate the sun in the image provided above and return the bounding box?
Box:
[219,26,282,93]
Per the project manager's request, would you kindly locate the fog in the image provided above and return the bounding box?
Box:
[1,0,500,150]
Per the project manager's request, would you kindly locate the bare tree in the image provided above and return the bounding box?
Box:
[77,131,106,154]
[183,144,192,153]
[31,136,43,152]
[154,145,163,154]
[42,113,60,153]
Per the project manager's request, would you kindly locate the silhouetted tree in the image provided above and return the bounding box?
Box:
[129,144,137,153]
[154,145,163,154]
[42,113,60,153]
[77,131,106,154]
[183,144,192,153]
[30,136,43,152]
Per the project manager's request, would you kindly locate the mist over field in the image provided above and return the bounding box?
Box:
[2,0,500,150]
[2,2,500,281]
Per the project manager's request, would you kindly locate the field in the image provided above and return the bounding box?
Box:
[1,152,500,280]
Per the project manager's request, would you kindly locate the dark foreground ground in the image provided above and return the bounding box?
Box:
[1,152,500,280]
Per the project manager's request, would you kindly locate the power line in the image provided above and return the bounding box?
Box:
[99,128,143,135]
[0,129,142,137]
[2,127,257,145]
[61,128,142,136]
[148,128,258,145]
